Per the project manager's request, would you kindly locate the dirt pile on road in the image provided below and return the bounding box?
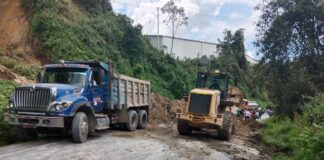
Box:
[149,93,186,125]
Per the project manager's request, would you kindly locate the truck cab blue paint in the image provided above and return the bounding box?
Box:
[38,62,112,116]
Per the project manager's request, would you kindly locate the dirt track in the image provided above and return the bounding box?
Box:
[0,121,269,160]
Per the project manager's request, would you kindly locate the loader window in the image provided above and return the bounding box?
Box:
[188,93,211,115]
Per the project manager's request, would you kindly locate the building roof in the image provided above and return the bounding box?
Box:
[146,34,217,45]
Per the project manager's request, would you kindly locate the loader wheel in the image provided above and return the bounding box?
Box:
[177,119,192,135]
[17,126,38,141]
[137,110,147,129]
[218,112,233,140]
[126,110,138,131]
[72,112,88,143]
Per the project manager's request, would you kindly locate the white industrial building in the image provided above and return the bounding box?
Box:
[146,35,259,64]
[146,35,218,59]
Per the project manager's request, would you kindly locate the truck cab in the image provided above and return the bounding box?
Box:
[4,61,151,143]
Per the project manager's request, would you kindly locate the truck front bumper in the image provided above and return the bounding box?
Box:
[4,113,65,128]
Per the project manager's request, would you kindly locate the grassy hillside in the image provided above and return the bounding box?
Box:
[21,0,198,99]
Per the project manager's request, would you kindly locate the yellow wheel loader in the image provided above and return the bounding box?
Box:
[177,71,240,140]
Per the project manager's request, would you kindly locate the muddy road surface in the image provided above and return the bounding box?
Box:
[0,121,269,160]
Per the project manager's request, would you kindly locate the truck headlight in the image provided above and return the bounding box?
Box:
[8,96,14,108]
[50,102,72,111]
[8,102,14,108]
[55,104,65,111]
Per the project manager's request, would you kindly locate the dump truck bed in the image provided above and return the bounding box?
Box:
[109,73,150,110]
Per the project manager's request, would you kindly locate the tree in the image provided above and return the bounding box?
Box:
[255,0,324,117]
[216,29,247,83]
[161,0,188,55]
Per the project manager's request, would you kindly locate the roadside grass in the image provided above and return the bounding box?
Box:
[262,94,324,160]
[0,80,18,145]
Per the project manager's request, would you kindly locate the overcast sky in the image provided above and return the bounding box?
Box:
[111,0,263,59]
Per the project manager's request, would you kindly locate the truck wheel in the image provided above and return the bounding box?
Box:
[126,110,138,131]
[218,112,233,140]
[17,126,38,141]
[137,110,147,129]
[72,112,88,143]
[177,119,192,135]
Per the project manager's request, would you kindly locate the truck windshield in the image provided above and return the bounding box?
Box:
[42,68,87,88]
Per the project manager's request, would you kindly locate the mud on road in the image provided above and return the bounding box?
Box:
[0,120,270,160]
[0,94,269,160]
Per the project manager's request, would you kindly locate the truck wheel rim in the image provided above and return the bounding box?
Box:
[81,120,88,136]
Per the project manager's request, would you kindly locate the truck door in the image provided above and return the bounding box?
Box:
[88,69,104,113]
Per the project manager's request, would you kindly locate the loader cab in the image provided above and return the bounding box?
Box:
[196,71,229,100]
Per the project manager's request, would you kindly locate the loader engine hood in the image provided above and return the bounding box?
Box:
[187,89,220,115]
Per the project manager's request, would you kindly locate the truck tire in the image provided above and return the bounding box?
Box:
[177,119,192,135]
[17,126,38,141]
[218,112,233,140]
[126,110,138,131]
[72,112,88,143]
[137,110,147,129]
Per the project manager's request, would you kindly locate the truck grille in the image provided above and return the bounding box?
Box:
[14,88,52,111]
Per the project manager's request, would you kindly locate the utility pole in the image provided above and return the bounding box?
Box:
[157,7,160,51]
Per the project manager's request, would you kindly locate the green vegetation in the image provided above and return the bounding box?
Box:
[0,80,18,145]
[0,56,38,79]
[255,0,324,117]
[263,94,324,160]
[256,0,324,159]
[22,0,198,99]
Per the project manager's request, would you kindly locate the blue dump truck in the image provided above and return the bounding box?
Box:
[4,61,151,143]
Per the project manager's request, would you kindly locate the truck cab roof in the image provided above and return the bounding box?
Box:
[45,61,110,72]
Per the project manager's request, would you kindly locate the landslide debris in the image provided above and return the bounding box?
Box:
[150,93,185,125]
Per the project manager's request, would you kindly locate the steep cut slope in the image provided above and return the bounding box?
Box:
[0,0,29,50]
[0,0,42,64]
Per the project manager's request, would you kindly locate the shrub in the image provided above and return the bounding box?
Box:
[0,80,18,145]
[263,94,324,160]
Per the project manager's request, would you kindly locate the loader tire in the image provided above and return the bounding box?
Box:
[137,110,147,129]
[17,126,38,141]
[218,112,233,140]
[72,112,88,143]
[177,119,192,135]
[126,110,138,131]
